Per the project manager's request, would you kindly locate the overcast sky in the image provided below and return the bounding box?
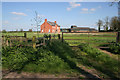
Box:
[2,2,118,31]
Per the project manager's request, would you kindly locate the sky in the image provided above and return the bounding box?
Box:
[2,2,118,31]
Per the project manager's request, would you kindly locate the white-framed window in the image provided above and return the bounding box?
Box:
[49,29,50,32]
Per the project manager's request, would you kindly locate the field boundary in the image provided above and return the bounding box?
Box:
[62,32,119,47]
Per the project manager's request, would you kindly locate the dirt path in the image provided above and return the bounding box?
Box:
[2,69,69,78]
[77,64,109,79]
[2,66,105,79]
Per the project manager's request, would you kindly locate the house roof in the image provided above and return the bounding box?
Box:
[47,21,60,27]
[71,27,90,30]
[71,27,97,31]
[60,28,71,30]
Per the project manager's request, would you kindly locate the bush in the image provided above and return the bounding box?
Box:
[99,42,120,54]
[2,44,71,73]
[2,30,7,33]
[109,43,120,54]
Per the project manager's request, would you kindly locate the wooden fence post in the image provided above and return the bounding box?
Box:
[116,32,120,43]
[43,37,45,45]
[6,39,9,46]
[32,36,36,49]
[24,32,27,38]
[49,35,51,41]
[58,34,60,40]
[62,32,63,42]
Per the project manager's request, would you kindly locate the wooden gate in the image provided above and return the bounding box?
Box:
[62,32,118,47]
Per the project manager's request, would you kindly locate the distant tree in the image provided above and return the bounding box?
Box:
[104,16,109,31]
[16,29,18,32]
[110,16,120,31]
[20,29,23,32]
[2,29,7,33]
[29,29,32,32]
[97,19,103,32]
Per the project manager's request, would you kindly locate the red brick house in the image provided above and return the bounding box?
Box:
[40,19,60,33]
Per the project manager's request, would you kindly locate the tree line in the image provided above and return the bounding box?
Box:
[2,29,33,33]
[97,16,120,32]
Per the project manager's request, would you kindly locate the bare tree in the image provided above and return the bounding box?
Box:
[31,11,43,37]
[104,16,109,31]
[97,19,103,32]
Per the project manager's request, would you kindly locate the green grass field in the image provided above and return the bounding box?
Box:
[63,32,117,47]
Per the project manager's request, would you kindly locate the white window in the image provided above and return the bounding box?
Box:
[49,29,50,32]
[42,30,43,32]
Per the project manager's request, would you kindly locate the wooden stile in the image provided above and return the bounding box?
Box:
[32,36,36,49]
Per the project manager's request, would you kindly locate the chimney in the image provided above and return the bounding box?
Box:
[54,21,56,24]
[45,19,47,22]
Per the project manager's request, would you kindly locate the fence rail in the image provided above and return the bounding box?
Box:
[62,32,119,47]
[2,33,61,48]
[2,32,120,48]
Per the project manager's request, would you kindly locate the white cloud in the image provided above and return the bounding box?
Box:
[80,8,89,13]
[69,2,81,8]
[81,8,88,11]
[10,12,27,16]
[80,8,96,14]
[67,2,81,11]
[90,8,96,11]
[67,7,71,11]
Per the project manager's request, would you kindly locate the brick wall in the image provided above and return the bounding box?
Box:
[40,19,60,33]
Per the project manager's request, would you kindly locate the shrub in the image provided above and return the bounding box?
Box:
[99,42,120,54]
[2,44,71,74]
[2,30,7,33]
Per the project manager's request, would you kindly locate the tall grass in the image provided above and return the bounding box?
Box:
[77,43,120,79]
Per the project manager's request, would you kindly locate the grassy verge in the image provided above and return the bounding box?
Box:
[76,43,120,79]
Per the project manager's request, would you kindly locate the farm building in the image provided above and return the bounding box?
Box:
[40,19,60,33]
[61,25,97,32]
[60,28,71,32]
